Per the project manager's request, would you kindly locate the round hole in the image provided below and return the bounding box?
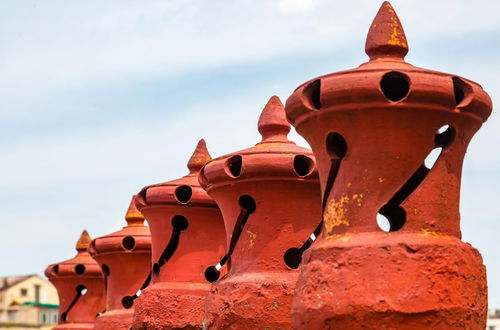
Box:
[171,215,189,231]
[101,264,110,276]
[293,155,314,177]
[303,79,322,110]
[283,247,302,269]
[121,296,134,309]
[452,77,471,106]
[239,195,256,214]
[122,236,136,250]
[226,155,242,178]
[380,71,410,102]
[61,312,68,322]
[76,285,87,295]
[175,185,192,204]
[74,264,85,275]
[434,125,455,148]
[51,265,59,276]
[205,266,220,283]
[326,132,347,158]
[377,205,406,232]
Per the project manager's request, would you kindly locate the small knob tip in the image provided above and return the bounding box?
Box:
[365,1,409,61]
[76,230,92,251]
[258,96,290,142]
[187,139,212,174]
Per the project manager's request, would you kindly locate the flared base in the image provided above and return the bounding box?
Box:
[204,271,297,329]
[292,232,487,330]
[132,281,210,330]
[94,309,133,330]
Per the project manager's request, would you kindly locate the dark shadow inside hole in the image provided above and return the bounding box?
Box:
[122,236,136,250]
[239,195,256,214]
[293,155,313,177]
[74,264,85,275]
[204,266,220,283]
[452,77,471,106]
[101,264,110,276]
[392,165,429,205]
[121,296,134,309]
[171,215,189,231]
[326,132,347,159]
[152,263,160,275]
[380,71,410,102]
[52,265,59,276]
[435,125,455,148]
[227,155,242,178]
[77,285,87,295]
[61,312,68,322]
[283,247,302,269]
[175,185,192,204]
[454,84,464,105]
[303,79,322,109]
[378,204,406,232]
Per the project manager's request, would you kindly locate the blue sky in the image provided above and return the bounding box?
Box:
[1,0,499,309]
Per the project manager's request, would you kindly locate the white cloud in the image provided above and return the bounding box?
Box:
[2,0,500,119]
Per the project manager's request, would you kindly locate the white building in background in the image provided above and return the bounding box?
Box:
[0,274,59,330]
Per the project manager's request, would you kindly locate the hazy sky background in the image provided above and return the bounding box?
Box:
[1,0,499,309]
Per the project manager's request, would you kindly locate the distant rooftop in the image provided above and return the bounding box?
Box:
[0,274,37,291]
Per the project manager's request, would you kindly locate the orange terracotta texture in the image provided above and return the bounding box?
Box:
[200,96,321,328]
[88,195,151,330]
[285,2,492,329]
[44,2,492,329]
[45,231,105,329]
[131,140,226,330]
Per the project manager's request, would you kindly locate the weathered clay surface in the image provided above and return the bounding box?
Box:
[294,234,487,329]
[285,2,492,329]
[206,272,297,329]
[92,310,134,330]
[133,282,209,330]
[201,96,321,328]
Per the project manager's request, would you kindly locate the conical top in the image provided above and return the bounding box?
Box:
[258,96,291,143]
[125,195,145,226]
[75,230,92,252]
[365,1,408,61]
[188,139,212,175]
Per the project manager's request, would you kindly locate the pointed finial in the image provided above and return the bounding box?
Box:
[365,2,408,61]
[125,195,145,226]
[258,96,291,143]
[76,230,92,252]
[187,139,212,174]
